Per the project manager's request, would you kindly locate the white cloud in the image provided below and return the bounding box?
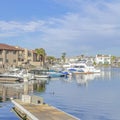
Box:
[0,20,45,34]
[1,0,120,56]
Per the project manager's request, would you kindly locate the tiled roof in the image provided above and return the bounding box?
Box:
[32,50,37,53]
[0,43,24,51]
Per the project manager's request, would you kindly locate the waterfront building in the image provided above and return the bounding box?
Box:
[18,48,40,66]
[0,43,43,69]
[95,54,111,65]
[0,43,23,68]
[17,47,46,67]
[66,57,79,63]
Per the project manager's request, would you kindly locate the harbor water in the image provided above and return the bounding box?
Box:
[0,67,120,120]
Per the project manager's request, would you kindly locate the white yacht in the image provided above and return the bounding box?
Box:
[64,62,101,74]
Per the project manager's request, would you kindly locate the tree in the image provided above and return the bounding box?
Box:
[35,48,46,66]
[111,56,116,63]
[47,56,56,64]
[61,52,66,63]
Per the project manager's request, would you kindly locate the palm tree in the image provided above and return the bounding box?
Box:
[35,48,46,67]
[61,52,66,63]
[47,56,56,64]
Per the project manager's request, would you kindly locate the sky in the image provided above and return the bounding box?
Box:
[0,0,120,57]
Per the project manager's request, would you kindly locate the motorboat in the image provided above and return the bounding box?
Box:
[65,62,101,74]
[0,68,34,82]
[28,69,51,79]
[28,69,67,79]
[0,72,23,83]
[47,70,67,77]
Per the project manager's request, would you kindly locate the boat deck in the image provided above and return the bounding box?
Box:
[12,99,80,120]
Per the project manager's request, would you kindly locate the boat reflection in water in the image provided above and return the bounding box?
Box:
[0,68,120,120]
[72,67,113,87]
[73,73,101,86]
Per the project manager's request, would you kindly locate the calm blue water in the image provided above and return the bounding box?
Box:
[1,68,120,120]
[0,101,19,120]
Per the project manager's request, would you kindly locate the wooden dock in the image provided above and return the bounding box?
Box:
[12,99,80,120]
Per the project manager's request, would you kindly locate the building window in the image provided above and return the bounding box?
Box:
[13,51,16,54]
[0,50,2,54]
[13,59,16,63]
[28,52,31,57]
[6,59,8,63]
[0,58,3,61]
[6,51,9,54]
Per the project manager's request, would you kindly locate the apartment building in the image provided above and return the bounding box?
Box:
[0,43,23,67]
[22,48,40,66]
[0,43,41,68]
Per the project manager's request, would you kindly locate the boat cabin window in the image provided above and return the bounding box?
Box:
[74,66,79,68]
[79,66,85,68]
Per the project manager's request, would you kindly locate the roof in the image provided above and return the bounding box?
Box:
[0,43,24,51]
[31,50,37,54]
[96,54,111,58]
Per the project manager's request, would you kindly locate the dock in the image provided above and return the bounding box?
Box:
[0,77,21,83]
[12,95,80,120]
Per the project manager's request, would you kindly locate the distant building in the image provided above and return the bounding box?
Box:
[67,57,79,63]
[95,54,111,64]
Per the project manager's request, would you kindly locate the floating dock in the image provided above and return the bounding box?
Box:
[12,95,80,120]
[0,77,21,83]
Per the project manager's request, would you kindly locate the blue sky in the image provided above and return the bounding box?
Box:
[0,0,120,57]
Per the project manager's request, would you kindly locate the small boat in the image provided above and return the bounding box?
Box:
[47,70,66,77]
[28,69,51,79]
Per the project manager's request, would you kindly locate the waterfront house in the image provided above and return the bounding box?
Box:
[95,54,111,65]
[111,56,120,67]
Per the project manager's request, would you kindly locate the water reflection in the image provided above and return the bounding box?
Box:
[101,67,120,80]
[39,68,120,120]
[0,68,115,102]
[0,80,47,102]
[71,68,116,86]
[73,73,101,86]
[0,68,120,120]
[100,68,112,80]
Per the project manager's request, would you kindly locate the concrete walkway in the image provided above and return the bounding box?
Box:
[12,99,80,120]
